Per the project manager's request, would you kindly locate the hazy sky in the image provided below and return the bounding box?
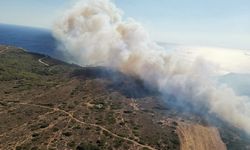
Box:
[0,0,249,49]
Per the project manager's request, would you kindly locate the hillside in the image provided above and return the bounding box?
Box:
[0,45,249,150]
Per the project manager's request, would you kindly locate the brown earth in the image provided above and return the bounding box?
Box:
[0,45,250,150]
[0,46,179,150]
[177,122,226,150]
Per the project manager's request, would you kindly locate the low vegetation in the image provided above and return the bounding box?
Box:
[0,46,249,150]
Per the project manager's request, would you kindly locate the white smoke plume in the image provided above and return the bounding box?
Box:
[53,0,250,134]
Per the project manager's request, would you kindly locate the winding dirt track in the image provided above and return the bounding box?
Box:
[38,56,49,66]
[0,46,9,54]
[15,102,156,150]
[0,46,49,67]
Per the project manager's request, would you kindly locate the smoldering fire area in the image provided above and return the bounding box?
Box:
[53,0,250,136]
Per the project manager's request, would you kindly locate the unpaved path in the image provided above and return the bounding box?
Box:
[38,56,49,66]
[0,46,9,54]
[14,102,156,150]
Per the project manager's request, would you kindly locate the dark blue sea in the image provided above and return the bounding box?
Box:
[0,24,58,57]
[1,24,249,97]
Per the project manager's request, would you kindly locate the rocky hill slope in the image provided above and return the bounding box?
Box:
[0,45,249,150]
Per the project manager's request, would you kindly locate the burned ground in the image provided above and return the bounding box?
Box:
[0,45,249,150]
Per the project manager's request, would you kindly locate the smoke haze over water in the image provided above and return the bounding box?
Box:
[53,0,250,134]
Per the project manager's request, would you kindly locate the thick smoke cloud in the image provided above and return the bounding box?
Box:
[53,0,250,134]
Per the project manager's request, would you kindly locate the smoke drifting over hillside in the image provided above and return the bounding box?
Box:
[53,0,250,134]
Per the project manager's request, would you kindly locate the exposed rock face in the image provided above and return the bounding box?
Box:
[177,122,226,150]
